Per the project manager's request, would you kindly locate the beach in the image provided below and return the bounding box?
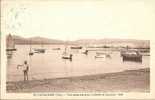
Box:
[7,68,150,93]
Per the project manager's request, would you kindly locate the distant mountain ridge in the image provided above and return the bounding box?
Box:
[11,35,65,45]
[6,35,150,48]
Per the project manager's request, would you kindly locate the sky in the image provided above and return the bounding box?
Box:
[1,0,155,40]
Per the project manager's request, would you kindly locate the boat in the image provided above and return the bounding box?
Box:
[34,49,45,53]
[95,54,106,58]
[29,52,34,56]
[34,51,40,53]
[29,39,34,56]
[105,54,111,58]
[62,45,73,61]
[34,39,46,53]
[96,51,112,55]
[96,52,107,55]
[62,54,73,60]
[96,52,111,58]
[6,34,17,51]
[82,50,88,55]
[52,48,61,50]
[121,50,142,62]
[6,48,16,51]
[70,46,82,49]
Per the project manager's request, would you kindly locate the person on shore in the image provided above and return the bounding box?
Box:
[17,61,29,81]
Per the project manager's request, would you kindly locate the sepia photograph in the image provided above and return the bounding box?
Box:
[6,34,150,93]
[1,0,155,99]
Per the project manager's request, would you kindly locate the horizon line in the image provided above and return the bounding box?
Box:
[6,34,150,41]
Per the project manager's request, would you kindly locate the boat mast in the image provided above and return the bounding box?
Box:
[13,38,15,49]
[63,38,68,55]
[30,39,32,52]
[41,38,44,49]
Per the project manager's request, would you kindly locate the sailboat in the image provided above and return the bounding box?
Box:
[34,39,45,53]
[81,46,88,55]
[62,44,73,61]
[6,34,17,51]
[29,39,34,56]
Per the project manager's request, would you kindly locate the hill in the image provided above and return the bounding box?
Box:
[6,34,150,48]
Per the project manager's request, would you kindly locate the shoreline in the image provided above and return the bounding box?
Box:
[7,68,150,92]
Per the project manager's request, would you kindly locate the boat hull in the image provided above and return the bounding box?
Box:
[95,55,106,58]
[6,48,17,51]
[29,52,34,56]
[122,55,142,62]
[34,49,45,53]
[62,57,70,59]
[70,47,82,49]
[52,48,61,50]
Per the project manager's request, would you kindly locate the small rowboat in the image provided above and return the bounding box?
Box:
[95,54,106,58]
[29,52,34,56]
[34,49,45,53]
[62,54,73,61]
[52,48,61,50]
[70,46,82,49]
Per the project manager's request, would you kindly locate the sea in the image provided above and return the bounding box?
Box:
[7,45,150,82]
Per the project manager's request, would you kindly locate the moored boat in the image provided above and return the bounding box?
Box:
[62,54,73,60]
[29,52,34,56]
[96,52,112,55]
[29,39,34,56]
[6,48,16,51]
[34,49,45,53]
[121,50,142,62]
[70,46,82,49]
[34,40,46,53]
[52,48,61,50]
[82,50,88,55]
[96,52,111,58]
[62,45,73,61]
[96,52,107,55]
[95,54,106,58]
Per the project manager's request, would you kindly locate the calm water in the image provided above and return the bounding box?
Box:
[7,45,150,82]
